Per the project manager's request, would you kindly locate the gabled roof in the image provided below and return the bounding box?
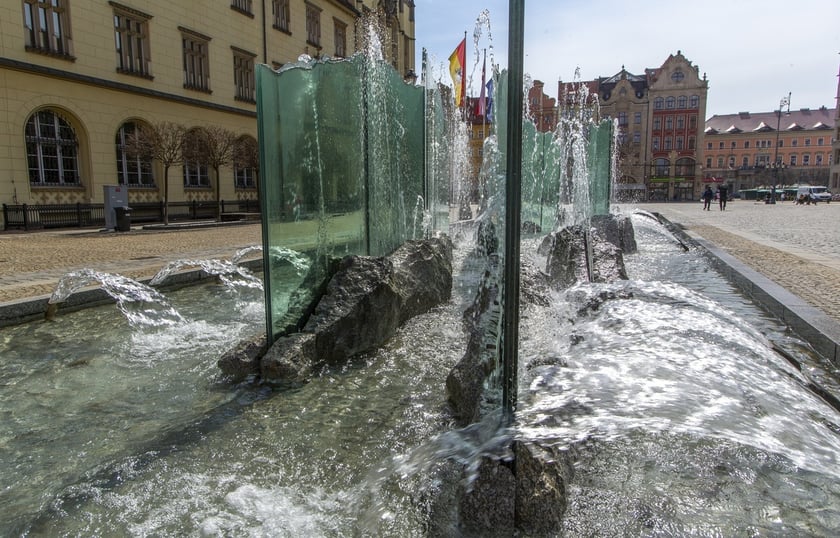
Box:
[705,107,835,134]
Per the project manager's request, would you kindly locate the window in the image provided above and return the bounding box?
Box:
[742,156,748,167]
[664,137,672,150]
[652,137,660,150]
[634,112,641,124]
[671,71,684,82]
[728,156,735,168]
[778,140,784,148]
[23,0,72,57]
[655,158,670,176]
[653,117,661,131]
[744,141,750,149]
[677,96,687,109]
[689,116,697,130]
[633,131,640,144]
[234,136,257,188]
[719,142,724,149]
[706,142,712,150]
[25,110,80,185]
[689,95,699,108]
[665,116,673,130]
[816,154,823,166]
[804,138,811,146]
[705,157,712,168]
[676,136,684,150]
[654,97,664,110]
[675,158,694,176]
[334,19,347,57]
[803,154,810,166]
[181,28,211,92]
[792,139,798,147]
[666,96,675,109]
[618,112,628,126]
[676,116,684,130]
[306,2,321,48]
[790,155,797,166]
[817,138,824,146]
[272,0,290,32]
[716,157,724,168]
[115,121,154,187]
[688,137,695,150]
[730,141,736,149]
[113,5,151,77]
[232,47,256,102]
[231,0,252,15]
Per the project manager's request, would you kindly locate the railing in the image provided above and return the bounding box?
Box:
[3,200,261,231]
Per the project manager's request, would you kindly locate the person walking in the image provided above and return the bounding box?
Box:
[718,184,729,211]
[702,186,714,210]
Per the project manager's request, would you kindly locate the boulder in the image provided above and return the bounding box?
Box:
[514,441,574,534]
[217,333,267,380]
[259,236,454,384]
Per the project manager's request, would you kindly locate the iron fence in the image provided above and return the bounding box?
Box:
[3,200,261,231]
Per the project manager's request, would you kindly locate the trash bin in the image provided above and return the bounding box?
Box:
[114,206,132,232]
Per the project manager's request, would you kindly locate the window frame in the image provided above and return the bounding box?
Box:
[115,121,155,187]
[272,0,290,33]
[232,46,256,103]
[112,3,152,78]
[23,0,74,59]
[25,109,81,186]
[333,18,347,57]
[180,27,211,93]
[305,2,322,49]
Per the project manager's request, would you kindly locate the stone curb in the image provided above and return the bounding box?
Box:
[659,216,840,366]
[0,258,263,328]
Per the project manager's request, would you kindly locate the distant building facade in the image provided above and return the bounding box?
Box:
[830,64,840,192]
[0,0,415,228]
[560,51,709,201]
[704,107,835,192]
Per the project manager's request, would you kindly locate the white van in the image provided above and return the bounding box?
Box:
[796,186,831,204]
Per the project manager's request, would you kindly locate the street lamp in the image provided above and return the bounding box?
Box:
[770,92,791,203]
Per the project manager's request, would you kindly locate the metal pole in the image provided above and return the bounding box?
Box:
[502,0,524,426]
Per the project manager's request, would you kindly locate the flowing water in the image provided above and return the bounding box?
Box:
[2,211,839,535]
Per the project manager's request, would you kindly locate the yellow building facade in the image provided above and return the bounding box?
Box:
[0,0,415,228]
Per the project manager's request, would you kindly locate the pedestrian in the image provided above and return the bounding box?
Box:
[702,186,714,210]
[718,184,728,211]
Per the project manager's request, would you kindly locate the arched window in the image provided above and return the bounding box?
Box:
[183,129,209,187]
[675,157,695,177]
[115,121,154,186]
[690,95,699,108]
[665,96,676,109]
[654,97,664,110]
[677,96,687,109]
[233,135,258,188]
[25,109,80,185]
[655,158,670,177]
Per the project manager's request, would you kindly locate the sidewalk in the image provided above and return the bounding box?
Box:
[632,200,840,327]
[0,223,263,304]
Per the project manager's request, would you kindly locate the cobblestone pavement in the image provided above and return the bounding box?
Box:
[631,200,840,325]
[0,224,262,303]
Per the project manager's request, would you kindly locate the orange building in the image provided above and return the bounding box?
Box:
[704,107,835,193]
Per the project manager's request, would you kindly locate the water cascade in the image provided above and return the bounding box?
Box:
[2,6,839,536]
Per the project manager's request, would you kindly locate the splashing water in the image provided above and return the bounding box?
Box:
[230,245,263,264]
[48,269,185,327]
[149,259,263,290]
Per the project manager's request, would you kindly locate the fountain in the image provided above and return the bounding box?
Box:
[1,6,839,535]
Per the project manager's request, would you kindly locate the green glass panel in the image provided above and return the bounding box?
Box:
[587,119,613,216]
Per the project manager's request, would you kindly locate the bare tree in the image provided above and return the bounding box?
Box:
[125,121,186,225]
[184,126,236,220]
[233,135,260,192]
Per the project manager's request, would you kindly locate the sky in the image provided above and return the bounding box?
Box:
[415,0,840,119]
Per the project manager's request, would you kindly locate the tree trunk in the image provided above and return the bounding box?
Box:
[163,166,170,225]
